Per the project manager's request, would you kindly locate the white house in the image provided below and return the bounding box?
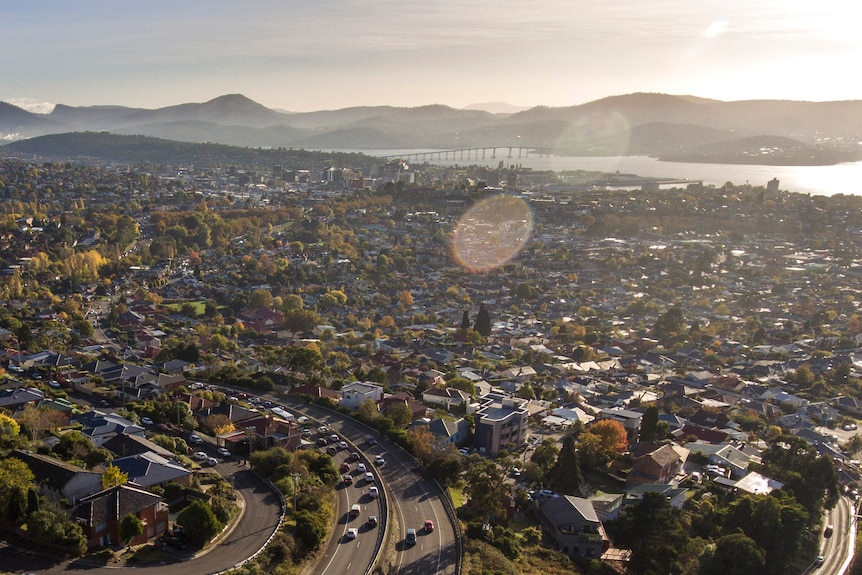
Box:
[339,381,384,410]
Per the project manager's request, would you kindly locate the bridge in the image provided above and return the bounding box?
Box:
[389,146,553,163]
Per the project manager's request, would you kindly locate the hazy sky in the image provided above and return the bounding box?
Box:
[2,0,860,113]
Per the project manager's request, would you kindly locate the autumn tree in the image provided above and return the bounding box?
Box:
[577,419,628,471]
[102,464,128,489]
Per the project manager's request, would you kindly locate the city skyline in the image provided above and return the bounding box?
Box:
[2,0,860,114]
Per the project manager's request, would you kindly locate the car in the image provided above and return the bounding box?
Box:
[193,451,207,461]
[343,474,353,485]
[157,423,171,432]
[346,527,358,539]
[217,447,231,458]
[815,555,825,567]
[366,435,378,446]
[367,515,378,528]
[351,451,361,461]
[189,434,203,444]
[329,434,340,443]
[338,441,349,450]
[318,426,329,434]
[357,463,367,472]
[340,461,351,472]
[350,504,361,518]
[141,417,154,426]
[374,455,385,465]
[206,457,218,467]
[316,437,328,447]
[365,472,374,483]
[98,399,111,408]
[424,520,434,532]
[511,467,521,477]
[824,524,834,538]
[326,445,338,455]
[369,486,379,498]
[406,528,417,545]
[458,448,470,456]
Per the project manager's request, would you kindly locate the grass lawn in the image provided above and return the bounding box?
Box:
[164,300,208,315]
[586,470,625,494]
[448,486,466,509]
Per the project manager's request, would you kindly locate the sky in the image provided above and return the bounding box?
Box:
[2,0,861,114]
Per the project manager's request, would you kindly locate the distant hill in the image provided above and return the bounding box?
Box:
[462,101,528,114]
[0,132,386,169]
[4,92,862,165]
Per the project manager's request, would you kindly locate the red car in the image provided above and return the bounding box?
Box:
[424,520,434,532]
[343,475,353,485]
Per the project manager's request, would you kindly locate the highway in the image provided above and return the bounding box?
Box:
[284,399,460,575]
[809,495,856,575]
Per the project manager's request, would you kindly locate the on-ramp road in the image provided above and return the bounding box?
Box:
[0,462,283,575]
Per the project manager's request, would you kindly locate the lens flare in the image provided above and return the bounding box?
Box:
[451,194,533,273]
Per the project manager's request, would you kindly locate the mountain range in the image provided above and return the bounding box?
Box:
[3,93,862,165]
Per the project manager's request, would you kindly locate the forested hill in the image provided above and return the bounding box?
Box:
[0,132,385,169]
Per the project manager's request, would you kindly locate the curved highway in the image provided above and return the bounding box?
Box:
[810,495,855,575]
[283,398,460,575]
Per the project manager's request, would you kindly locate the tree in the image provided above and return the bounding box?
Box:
[460,309,470,330]
[704,532,766,575]
[283,309,321,333]
[386,402,413,429]
[398,290,414,307]
[639,406,659,442]
[653,306,685,342]
[250,288,273,309]
[177,499,223,547]
[0,457,34,522]
[579,419,628,469]
[462,455,508,521]
[102,464,128,489]
[530,438,560,480]
[120,513,144,548]
[474,303,492,337]
[357,398,380,424]
[548,435,581,494]
[0,412,20,438]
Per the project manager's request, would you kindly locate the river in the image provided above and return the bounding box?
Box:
[344,150,862,196]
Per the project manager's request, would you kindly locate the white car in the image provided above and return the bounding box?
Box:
[374,455,385,465]
[346,527,358,539]
[365,472,374,483]
[141,417,154,426]
[369,486,379,498]
[357,463,367,472]
[217,447,231,458]
[193,451,207,461]
[189,434,203,444]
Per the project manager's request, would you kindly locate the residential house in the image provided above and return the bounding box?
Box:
[110,452,194,488]
[0,387,44,415]
[624,483,688,510]
[537,495,608,559]
[686,442,754,478]
[71,411,145,447]
[14,450,103,506]
[339,381,384,410]
[379,392,426,422]
[71,484,170,548]
[599,407,643,441]
[626,443,689,488]
[422,387,472,411]
[414,417,471,450]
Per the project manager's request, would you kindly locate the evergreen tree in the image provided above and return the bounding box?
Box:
[474,303,492,337]
[639,406,659,442]
[460,309,471,330]
[548,435,582,495]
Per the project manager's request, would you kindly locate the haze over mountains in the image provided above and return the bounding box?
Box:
[3,93,862,165]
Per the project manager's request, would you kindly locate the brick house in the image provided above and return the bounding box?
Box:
[71,484,169,548]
